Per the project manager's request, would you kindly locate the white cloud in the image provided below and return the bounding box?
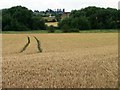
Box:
[0,0,119,11]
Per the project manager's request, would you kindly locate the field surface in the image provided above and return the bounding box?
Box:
[45,22,58,27]
[2,33,118,88]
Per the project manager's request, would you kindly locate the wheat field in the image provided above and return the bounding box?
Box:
[45,22,58,27]
[2,33,118,88]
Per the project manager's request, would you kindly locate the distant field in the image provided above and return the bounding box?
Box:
[45,22,58,27]
[2,33,118,88]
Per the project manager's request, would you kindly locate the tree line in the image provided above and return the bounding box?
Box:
[2,6,120,32]
[59,6,119,32]
[2,6,46,31]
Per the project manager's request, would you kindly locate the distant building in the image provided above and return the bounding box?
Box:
[43,15,57,22]
[63,9,65,13]
[61,12,70,20]
[35,8,69,22]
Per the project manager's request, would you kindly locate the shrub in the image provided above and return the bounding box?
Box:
[61,24,70,33]
[47,25,55,33]
[69,28,79,32]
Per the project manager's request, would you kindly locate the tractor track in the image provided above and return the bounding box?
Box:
[20,36,30,53]
[34,36,43,53]
[20,36,42,53]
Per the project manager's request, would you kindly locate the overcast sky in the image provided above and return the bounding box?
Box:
[0,0,119,11]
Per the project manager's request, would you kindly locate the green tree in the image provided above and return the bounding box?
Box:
[2,6,46,31]
[32,16,46,30]
[71,17,91,30]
